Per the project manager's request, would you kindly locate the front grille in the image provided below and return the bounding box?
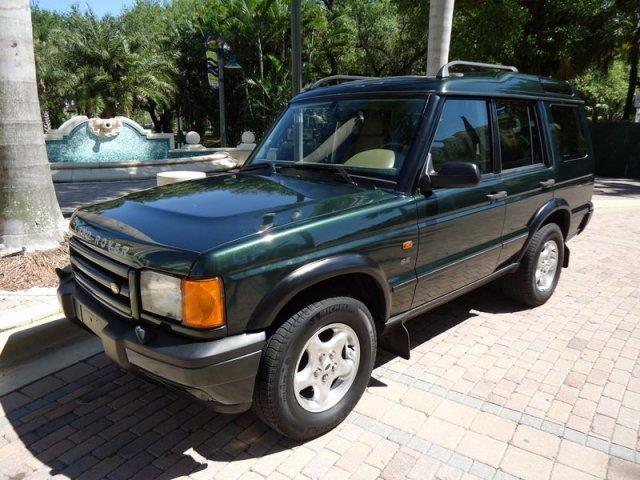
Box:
[69,237,133,318]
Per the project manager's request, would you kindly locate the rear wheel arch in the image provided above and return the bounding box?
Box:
[247,254,390,334]
[541,209,570,240]
[519,199,570,262]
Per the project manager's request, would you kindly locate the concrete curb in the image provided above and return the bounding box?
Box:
[0,288,62,333]
[51,154,237,183]
[0,313,69,365]
[0,313,102,395]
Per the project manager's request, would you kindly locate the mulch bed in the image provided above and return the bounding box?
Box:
[0,239,69,291]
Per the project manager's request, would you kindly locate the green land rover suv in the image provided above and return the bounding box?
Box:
[58,61,594,439]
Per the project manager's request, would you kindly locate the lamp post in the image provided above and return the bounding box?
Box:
[291,0,302,96]
[208,38,242,147]
[217,41,242,147]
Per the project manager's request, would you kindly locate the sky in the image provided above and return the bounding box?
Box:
[32,0,136,17]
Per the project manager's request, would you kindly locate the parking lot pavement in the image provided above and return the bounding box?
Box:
[1,178,639,480]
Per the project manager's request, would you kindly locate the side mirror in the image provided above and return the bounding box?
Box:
[427,161,481,190]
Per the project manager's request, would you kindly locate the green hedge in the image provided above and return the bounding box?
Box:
[589,122,640,179]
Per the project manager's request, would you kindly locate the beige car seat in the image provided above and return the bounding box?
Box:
[344,149,395,169]
[303,116,361,163]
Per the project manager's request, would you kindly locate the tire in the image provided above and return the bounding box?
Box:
[502,223,564,307]
[253,296,377,440]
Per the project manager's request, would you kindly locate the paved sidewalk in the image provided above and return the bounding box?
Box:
[0,179,639,480]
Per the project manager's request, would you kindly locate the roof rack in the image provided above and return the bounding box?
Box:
[437,61,518,79]
[303,75,377,91]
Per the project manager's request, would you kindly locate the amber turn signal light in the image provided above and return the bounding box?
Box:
[181,277,226,329]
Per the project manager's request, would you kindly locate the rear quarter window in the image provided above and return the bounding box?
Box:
[546,104,588,161]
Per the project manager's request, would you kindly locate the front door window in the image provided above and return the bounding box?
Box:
[430,99,492,174]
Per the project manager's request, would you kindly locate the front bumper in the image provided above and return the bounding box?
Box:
[57,269,265,413]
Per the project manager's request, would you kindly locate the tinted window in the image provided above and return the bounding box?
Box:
[430,99,492,174]
[251,98,425,182]
[497,100,543,170]
[548,105,588,160]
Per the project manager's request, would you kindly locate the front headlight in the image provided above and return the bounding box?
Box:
[140,270,182,321]
[140,270,226,329]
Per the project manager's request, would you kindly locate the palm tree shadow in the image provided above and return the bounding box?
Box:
[0,356,298,479]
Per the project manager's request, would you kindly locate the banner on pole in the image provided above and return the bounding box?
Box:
[206,36,219,90]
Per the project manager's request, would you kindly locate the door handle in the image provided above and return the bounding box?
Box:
[486,191,507,201]
[539,179,555,189]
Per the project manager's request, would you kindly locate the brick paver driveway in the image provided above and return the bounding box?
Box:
[2,179,640,480]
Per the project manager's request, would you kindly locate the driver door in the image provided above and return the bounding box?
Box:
[412,98,506,306]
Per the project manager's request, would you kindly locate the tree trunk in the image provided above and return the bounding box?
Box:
[623,27,639,120]
[147,106,162,132]
[324,46,338,76]
[426,0,455,76]
[159,109,173,133]
[257,37,265,80]
[0,0,65,253]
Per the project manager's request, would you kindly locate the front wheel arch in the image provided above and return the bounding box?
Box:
[246,254,391,333]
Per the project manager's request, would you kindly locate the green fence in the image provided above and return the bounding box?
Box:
[589,122,640,179]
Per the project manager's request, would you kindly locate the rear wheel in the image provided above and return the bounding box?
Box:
[502,223,564,306]
[253,296,376,440]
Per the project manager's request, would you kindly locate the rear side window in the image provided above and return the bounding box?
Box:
[547,105,588,160]
[496,100,543,170]
[430,99,492,174]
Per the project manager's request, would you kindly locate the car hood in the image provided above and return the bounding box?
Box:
[70,172,394,272]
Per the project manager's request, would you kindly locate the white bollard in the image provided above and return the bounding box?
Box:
[182,131,205,150]
[156,171,206,186]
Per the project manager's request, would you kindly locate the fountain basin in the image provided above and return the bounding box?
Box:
[50,152,236,183]
[45,115,254,182]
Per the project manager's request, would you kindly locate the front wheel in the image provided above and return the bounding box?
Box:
[253,296,376,440]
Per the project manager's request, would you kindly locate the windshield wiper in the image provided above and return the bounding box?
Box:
[242,161,359,187]
[240,161,278,174]
[279,163,358,186]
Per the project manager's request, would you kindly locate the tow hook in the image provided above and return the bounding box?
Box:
[134,325,149,344]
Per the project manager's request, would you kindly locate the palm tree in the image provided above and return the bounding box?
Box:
[61,10,177,122]
[223,0,290,134]
[0,0,65,253]
[426,0,455,76]
[224,0,289,82]
[32,7,69,131]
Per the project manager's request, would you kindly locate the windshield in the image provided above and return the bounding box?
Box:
[250,98,426,183]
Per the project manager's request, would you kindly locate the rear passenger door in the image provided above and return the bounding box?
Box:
[495,100,554,266]
[412,98,506,306]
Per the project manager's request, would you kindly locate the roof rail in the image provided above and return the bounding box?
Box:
[437,61,518,79]
[303,75,377,91]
